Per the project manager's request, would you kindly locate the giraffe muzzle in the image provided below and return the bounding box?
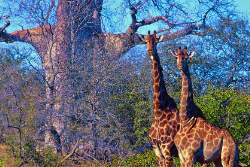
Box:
[147,50,153,56]
[177,64,182,70]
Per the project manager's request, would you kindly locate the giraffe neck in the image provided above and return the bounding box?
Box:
[180,59,193,123]
[151,47,174,119]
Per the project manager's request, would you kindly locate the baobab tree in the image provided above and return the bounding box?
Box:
[0,0,235,154]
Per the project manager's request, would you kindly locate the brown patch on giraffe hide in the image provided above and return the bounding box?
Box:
[154,84,159,91]
[166,128,171,136]
[159,115,165,121]
[205,123,210,130]
[159,128,164,135]
[182,79,188,85]
[187,134,193,139]
[159,120,168,127]
[151,130,156,138]
[192,141,199,149]
[154,103,160,109]
[201,130,207,138]
[155,110,162,117]
[181,137,187,145]
[153,94,158,101]
[166,113,172,120]
[153,62,158,68]
[161,137,165,141]
[154,76,159,83]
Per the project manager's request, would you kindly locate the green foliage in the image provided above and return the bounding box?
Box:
[5,137,61,167]
[132,90,152,147]
[0,159,3,167]
[106,150,210,167]
[109,85,153,150]
[196,87,250,165]
[23,138,61,167]
[238,142,250,167]
[195,88,250,141]
[0,49,62,167]
[172,157,205,167]
[106,150,157,167]
[42,147,61,167]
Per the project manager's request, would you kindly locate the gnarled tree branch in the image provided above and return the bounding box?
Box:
[0,16,10,33]
[1,0,216,58]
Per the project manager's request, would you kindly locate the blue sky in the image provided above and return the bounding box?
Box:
[235,0,250,19]
[0,0,249,71]
[0,0,249,33]
[1,0,249,61]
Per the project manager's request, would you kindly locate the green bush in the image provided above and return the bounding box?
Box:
[0,159,3,167]
[238,143,250,167]
[42,147,61,167]
[106,150,157,167]
[195,88,250,141]
[196,88,250,166]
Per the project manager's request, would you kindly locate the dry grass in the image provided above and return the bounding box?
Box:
[0,144,23,167]
[0,144,104,167]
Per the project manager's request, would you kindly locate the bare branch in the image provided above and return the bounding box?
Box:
[61,138,81,163]
[191,31,206,36]
[201,0,219,26]
[44,0,56,25]
[0,25,55,44]
[134,0,147,10]
[139,15,174,27]
[170,3,196,22]
[156,28,170,34]
[154,23,205,42]
[0,16,10,33]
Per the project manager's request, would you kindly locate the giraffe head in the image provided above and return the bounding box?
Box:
[145,31,157,56]
[171,47,195,70]
[139,30,163,56]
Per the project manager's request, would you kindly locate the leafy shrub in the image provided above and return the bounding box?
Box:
[196,88,250,166]
[0,159,3,167]
[238,143,250,167]
[195,88,250,140]
[106,150,157,167]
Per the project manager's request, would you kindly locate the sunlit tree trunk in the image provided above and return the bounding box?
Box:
[44,0,105,153]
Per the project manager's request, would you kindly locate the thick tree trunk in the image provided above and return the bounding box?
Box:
[44,0,105,153]
[43,0,72,153]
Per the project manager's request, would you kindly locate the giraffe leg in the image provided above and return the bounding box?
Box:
[178,151,195,167]
[221,132,236,167]
[160,148,173,167]
[152,144,165,167]
[202,163,208,167]
[221,147,235,167]
[153,144,173,167]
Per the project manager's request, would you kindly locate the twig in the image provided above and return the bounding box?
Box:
[0,16,10,32]
[60,138,80,163]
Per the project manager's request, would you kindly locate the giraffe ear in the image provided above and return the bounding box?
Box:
[158,35,164,42]
[189,51,195,58]
[170,50,177,57]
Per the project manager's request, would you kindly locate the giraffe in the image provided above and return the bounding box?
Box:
[143,31,180,167]
[171,47,238,167]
